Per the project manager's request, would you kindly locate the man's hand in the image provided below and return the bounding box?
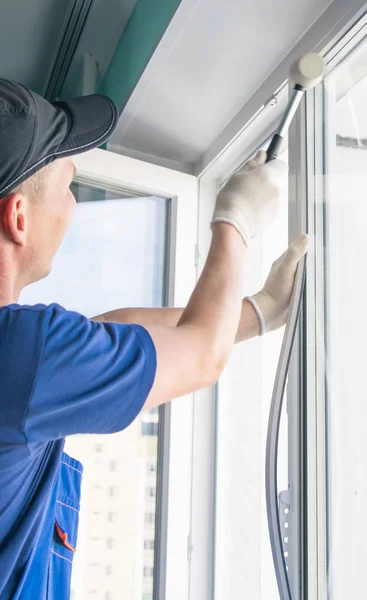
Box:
[211,150,287,245]
[245,234,309,335]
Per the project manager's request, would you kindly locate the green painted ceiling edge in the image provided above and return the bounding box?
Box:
[99,0,183,111]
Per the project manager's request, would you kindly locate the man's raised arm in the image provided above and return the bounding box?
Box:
[94,151,307,409]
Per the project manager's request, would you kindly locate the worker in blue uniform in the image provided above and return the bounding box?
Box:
[0,78,308,599]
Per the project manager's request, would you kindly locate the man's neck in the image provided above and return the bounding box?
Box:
[0,279,19,306]
[0,251,20,306]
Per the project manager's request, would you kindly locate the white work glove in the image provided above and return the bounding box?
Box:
[246,234,309,335]
[211,150,287,245]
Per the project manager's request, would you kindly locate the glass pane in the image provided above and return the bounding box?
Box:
[20,179,168,600]
[214,150,288,599]
[324,39,367,598]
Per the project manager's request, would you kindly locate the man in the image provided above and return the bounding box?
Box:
[0,78,307,599]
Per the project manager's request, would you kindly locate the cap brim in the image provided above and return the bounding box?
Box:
[0,90,120,198]
[53,94,120,158]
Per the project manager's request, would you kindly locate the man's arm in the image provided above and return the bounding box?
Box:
[141,223,247,408]
[92,233,309,344]
[96,151,286,410]
[92,299,260,344]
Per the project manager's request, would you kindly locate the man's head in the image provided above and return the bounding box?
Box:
[0,78,119,304]
[0,158,77,292]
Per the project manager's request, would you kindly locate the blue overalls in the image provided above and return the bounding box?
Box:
[13,452,83,600]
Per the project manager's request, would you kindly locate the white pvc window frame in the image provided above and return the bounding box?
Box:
[292,12,367,600]
[192,7,367,600]
[72,148,199,600]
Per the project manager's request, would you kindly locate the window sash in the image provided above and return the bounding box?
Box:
[196,101,292,600]
[72,148,199,600]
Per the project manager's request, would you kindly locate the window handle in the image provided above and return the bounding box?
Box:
[265,255,306,600]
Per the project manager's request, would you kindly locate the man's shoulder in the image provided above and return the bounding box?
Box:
[0,302,85,326]
[1,302,65,315]
[0,303,77,347]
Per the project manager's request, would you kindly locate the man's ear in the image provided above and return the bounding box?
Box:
[0,193,27,246]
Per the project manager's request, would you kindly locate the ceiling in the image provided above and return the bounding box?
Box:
[108,0,333,171]
[1,0,335,173]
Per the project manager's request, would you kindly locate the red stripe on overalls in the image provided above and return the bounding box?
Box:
[55,520,76,553]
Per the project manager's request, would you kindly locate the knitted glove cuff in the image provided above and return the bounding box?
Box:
[245,296,266,336]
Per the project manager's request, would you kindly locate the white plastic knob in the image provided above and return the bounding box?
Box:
[289,53,325,89]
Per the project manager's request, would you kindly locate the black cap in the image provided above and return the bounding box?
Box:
[0,78,120,198]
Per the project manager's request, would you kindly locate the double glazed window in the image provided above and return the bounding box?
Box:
[206,13,367,599]
[313,34,367,598]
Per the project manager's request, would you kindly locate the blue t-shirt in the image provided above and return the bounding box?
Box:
[0,303,157,599]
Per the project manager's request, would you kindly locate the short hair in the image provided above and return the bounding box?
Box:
[12,162,54,200]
